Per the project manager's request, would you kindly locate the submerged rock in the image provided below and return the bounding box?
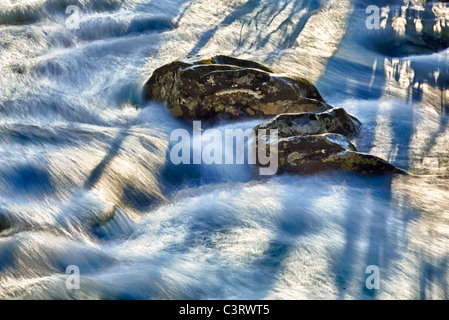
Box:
[259,133,403,174]
[255,107,361,137]
[143,55,331,119]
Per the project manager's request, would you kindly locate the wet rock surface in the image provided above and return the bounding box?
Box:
[143,55,331,119]
[255,107,361,137]
[267,134,403,175]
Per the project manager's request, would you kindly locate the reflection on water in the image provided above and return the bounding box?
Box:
[363,1,449,57]
[383,54,448,112]
[433,2,449,32]
[377,1,449,35]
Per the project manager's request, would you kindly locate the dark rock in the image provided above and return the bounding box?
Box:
[143,55,331,119]
[258,133,404,174]
[255,107,361,137]
[0,212,11,233]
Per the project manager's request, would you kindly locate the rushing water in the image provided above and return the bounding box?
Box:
[0,0,449,299]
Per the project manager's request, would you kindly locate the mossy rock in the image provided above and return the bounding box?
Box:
[255,107,361,137]
[143,55,331,119]
[257,133,403,174]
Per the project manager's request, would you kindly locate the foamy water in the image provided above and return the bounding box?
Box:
[0,0,448,299]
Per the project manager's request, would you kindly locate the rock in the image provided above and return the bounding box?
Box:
[0,212,11,233]
[143,55,331,119]
[261,133,404,174]
[255,107,361,137]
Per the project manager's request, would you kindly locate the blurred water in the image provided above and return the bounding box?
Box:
[0,0,449,299]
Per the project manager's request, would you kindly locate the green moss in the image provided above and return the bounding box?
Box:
[170,104,183,117]
[340,152,386,173]
[213,102,226,112]
[199,58,214,65]
[340,152,362,171]
[300,78,311,85]
[242,108,253,116]
[279,157,285,166]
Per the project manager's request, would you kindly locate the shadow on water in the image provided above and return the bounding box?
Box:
[309,2,427,297]
[84,127,164,212]
[328,174,417,300]
[258,0,321,63]
[359,176,396,300]
[2,163,55,196]
[166,174,319,299]
[79,126,166,214]
[250,192,316,298]
[188,0,260,56]
[82,129,128,190]
[57,0,197,215]
[233,0,321,54]
[314,1,417,298]
[419,255,449,299]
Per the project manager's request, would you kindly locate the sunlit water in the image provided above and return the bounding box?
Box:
[0,0,449,299]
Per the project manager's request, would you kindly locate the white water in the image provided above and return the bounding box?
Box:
[0,0,449,299]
